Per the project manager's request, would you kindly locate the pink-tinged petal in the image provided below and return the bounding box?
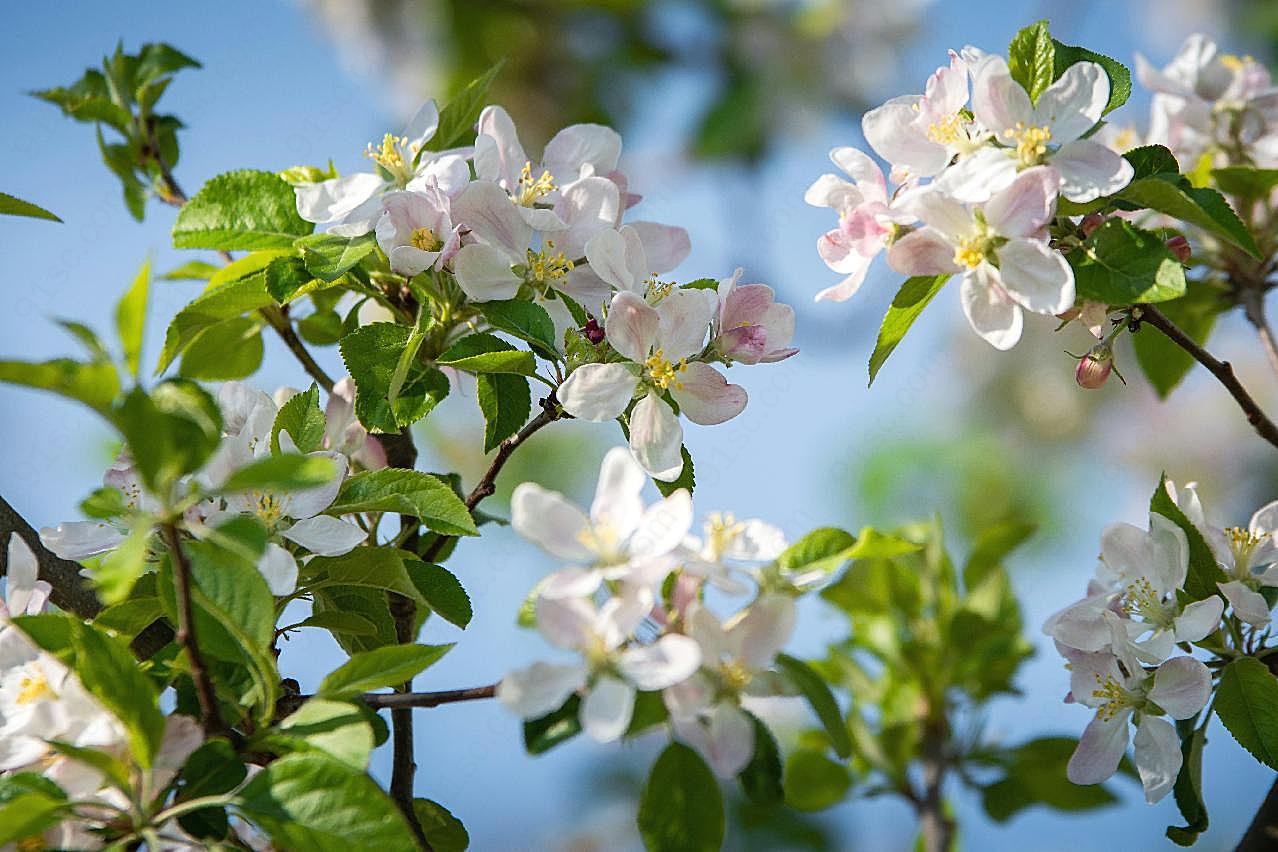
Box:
[1133,716,1182,805]
[817,227,866,275]
[409,154,471,197]
[553,176,622,258]
[281,516,366,557]
[581,676,635,743]
[984,166,1059,237]
[543,124,622,187]
[664,672,715,719]
[538,567,604,600]
[38,521,126,561]
[536,595,598,649]
[258,543,298,596]
[1149,656,1212,719]
[586,228,642,293]
[830,146,887,202]
[896,185,975,239]
[591,447,647,539]
[931,147,1019,204]
[389,246,441,277]
[630,489,694,561]
[1173,596,1224,643]
[757,301,795,351]
[1053,139,1134,202]
[887,228,960,276]
[474,105,526,189]
[452,180,532,257]
[995,239,1074,315]
[605,290,660,361]
[1219,580,1272,627]
[862,96,949,176]
[402,100,440,151]
[815,260,873,303]
[629,221,692,274]
[670,363,747,426]
[558,363,640,422]
[1034,61,1109,143]
[518,206,569,232]
[960,267,1024,350]
[295,173,386,224]
[717,325,767,363]
[804,173,862,210]
[924,60,970,118]
[453,243,521,302]
[629,393,684,482]
[686,602,731,661]
[1067,711,1131,785]
[730,594,796,668]
[657,289,716,363]
[971,55,1033,134]
[619,634,703,690]
[673,702,756,778]
[497,662,585,719]
[511,482,594,562]
[842,206,892,256]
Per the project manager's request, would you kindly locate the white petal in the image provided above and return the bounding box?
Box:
[1219,580,1272,627]
[5,534,41,613]
[674,702,756,778]
[537,567,604,600]
[895,185,976,240]
[604,290,659,361]
[258,543,298,596]
[557,363,640,422]
[519,206,568,231]
[1053,139,1134,203]
[581,676,635,742]
[281,516,366,557]
[1034,61,1109,143]
[535,595,597,649]
[656,289,716,363]
[983,166,1059,237]
[959,267,1023,350]
[629,393,684,481]
[995,239,1075,315]
[496,662,585,719]
[452,180,533,257]
[591,447,647,539]
[585,228,637,292]
[402,100,440,150]
[730,595,796,669]
[1173,596,1223,643]
[1149,656,1212,719]
[453,243,522,302]
[669,363,747,426]
[511,483,594,562]
[663,672,715,719]
[553,176,622,258]
[628,221,692,274]
[971,55,1033,134]
[629,490,693,562]
[862,97,949,176]
[931,147,1018,204]
[295,173,385,224]
[474,105,526,188]
[543,124,623,186]
[38,521,125,561]
[284,452,348,520]
[618,634,702,691]
[1067,711,1130,785]
[804,173,862,210]
[1133,716,1182,804]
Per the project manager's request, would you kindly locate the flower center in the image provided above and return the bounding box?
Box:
[409,226,442,252]
[644,277,674,306]
[719,658,752,693]
[705,512,745,561]
[1227,526,1268,575]
[525,240,574,284]
[1122,576,1174,628]
[1004,122,1052,165]
[1091,672,1139,721]
[16,670,54,706]
[645,349,687,391]
[1220,54,1252,73]
[577,523,622,562]
[953,235,988,269]
[516,161,557,206]
[252,491,286,529]
[926,113,964,146]
[366,133,415,184]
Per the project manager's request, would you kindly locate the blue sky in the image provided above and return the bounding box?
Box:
[1,1,1274,848]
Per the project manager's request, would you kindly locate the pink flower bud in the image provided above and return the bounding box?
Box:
[1080,214,1106,237]
[1075,344,1114,389]
[1166,235,1191,263]
[582,318,605,344]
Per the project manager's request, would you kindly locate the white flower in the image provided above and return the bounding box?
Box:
[2,535,51,618]
[39,453,155,561]
[374,187,462,276]
[888,166,1074,349]
[679,513,787,595]
[557,289,746,480]
[497,588,701,742]
[566,223,692,314]
[664,595,796,776]
[511,447,691,597]
[711,269,798,364]
[324,377,387,471]
[940,56,1133,203]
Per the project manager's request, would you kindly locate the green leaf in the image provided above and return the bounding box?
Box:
[296,232,377,282]
[775,653,852,758]
[161,259,221,282]
[318,644,453,699]
[777,528,855,576]
[1117,177,1261,259]
[57,320,110,363]
[272,383,327,453]
[438,333,536,375]
[1068,220,1187,305]
[115,259,150,379]
[783,748,852,812]
[868,275,949,386]
[1167,721,1209,845]
[0,191,61,222]
[293,610,380,638]
[173,169,313,250]
[963,521,1036,588]
[479,300,559,360]
[653,445,696,498]
[264,256,315,304]
[1215,657,1278,770]
[94,524,151,605]
[738,712,784,809]
[278,699,374,770]
[523,695,582,754]
[1051,40,1132,114]
[179,316,264,380]
[414,799,469,852]
[328,469,477,536]
[312,586,398,655]
[406,561,473,629]
[1132,282,1222,398]
[175,739,246,840]
[303,548,425,604]
[1149,473,1226,600]
[0,358,119,416]
[340,323,450,432]
[981,737,1122,822]
[112,381,222,493]
[0,774,66,846]
[424,61,505,153]
[157,274,275,374]
[237,754,417,851]
[1124,145,1180,179]
[218,454,336,494]
[1008,21,1055,103]
[65,621,165,769]
[477,373,531,452]
[638,742,725,852]
[846,526,923,559]
[1212,166,1278,200]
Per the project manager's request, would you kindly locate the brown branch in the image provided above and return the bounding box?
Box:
[1238,775,1278,851]
[420,396,562,564]
[916,719,955,852]
[362,684,497,710]
[1239,287,1278,383]
[161,523,225,736]
[1136,304,1278,451]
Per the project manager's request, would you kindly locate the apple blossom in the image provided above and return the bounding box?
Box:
[2,534,51,619]
[711,268,798,365]
[888,166,1074,349]
[374,187,462,276]
[678,512,788,595]
[324,377,388,471]
[1179,490,1278,627]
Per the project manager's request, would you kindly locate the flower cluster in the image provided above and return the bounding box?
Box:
[808,46,1136,349]
[293,104,796,481]
[40,379,382,597]
[496,448,798,776]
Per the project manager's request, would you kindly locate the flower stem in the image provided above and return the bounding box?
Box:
[162,523,226,737]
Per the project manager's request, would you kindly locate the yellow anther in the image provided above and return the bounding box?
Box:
[1227,526,1268,572]
[720,659,753,693]
[409,226,442,252]
[953,236,986,269]
[576,524,622,563]
[705,512,745,560]
[1091,672,1132,722]
[366,133,412,183]
[16,671,53,706]
[1220,54,1252,72]
[926,113,964,146]
[644,349,687,391]
[1003,122,1053,164]
[253,492,284,529]
[1121,576,1172,627]
[525,240,575,283]
[16,837,45,852]
[645,276,674,305]
[516,161,557,206]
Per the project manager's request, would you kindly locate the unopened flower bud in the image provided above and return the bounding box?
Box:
[1075,343,1115,389]
[582,318,605,344]
[1080,213,1106,237]
[1165,235,1191,263]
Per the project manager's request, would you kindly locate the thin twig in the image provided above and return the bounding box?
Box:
[1240,287,1278,383]
[1136,304,1278,451]
[161,523,225,736]
[362,684,497,710]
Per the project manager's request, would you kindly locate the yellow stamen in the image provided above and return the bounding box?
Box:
[719,659,752,693]
[705,512,745,560]
[409,226,442,252]
[516,161,557,206]
[953,236,986,269]
[1091,672,1133,722]
[1121,576,1173,627]
[1003,122,1053,165]
[16,671,53,705]
[926,113,964,146]
[644,349,687,391]
[645,276,674,305]
[525,239,574,283]
[366,133,411,183]
[1220,54,1253,72]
